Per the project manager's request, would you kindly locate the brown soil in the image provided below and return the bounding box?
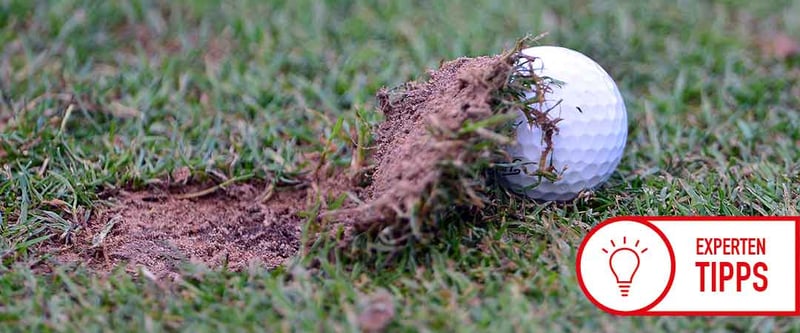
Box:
[356,54,515,231]
[45,183,309,276]
[45,51,522,276]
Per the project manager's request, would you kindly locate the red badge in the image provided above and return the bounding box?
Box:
[576,216,800,315]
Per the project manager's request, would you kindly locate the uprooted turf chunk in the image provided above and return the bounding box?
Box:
[348,39,562,242]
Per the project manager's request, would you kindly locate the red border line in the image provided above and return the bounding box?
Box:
[577,216,800,316]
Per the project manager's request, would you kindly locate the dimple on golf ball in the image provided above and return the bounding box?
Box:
[499,46,628,201]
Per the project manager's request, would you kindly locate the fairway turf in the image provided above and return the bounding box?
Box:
[2,0,800,331]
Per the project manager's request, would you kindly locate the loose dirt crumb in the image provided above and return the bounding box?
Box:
[357,289,396,333]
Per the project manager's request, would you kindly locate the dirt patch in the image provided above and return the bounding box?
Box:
[46,183,309,275]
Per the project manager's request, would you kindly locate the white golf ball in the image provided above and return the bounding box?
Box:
[499,46,628,201]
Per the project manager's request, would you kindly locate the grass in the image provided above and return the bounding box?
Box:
[1,0,800,331]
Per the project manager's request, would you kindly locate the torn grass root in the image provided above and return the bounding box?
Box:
[348,41,561,243]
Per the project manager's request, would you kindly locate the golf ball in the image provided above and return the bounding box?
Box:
[499,46,628,201]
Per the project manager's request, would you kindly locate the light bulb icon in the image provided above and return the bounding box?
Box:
[603,236,647,297]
